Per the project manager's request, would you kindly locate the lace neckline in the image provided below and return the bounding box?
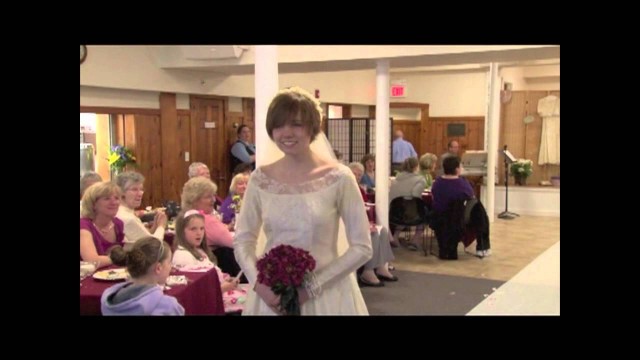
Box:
[253,166,344,194]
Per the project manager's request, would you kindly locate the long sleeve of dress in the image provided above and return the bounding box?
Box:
[312,175,372,292]
[233,180,263,285]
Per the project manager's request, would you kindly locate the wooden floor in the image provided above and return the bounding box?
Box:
[392,215,560,282]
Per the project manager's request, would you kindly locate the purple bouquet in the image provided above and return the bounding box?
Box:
[256,244,316,315]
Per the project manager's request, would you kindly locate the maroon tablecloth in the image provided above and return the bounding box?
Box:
[365,204,376,223]
[80,267,225,315]
[164,232,175,248]
[422,192,433,208]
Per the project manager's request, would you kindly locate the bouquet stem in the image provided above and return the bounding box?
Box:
[274,284,301,316]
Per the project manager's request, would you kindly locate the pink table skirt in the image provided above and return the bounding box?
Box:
[80,267,225,315]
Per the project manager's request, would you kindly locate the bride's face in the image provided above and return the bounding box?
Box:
[272,124,311,156]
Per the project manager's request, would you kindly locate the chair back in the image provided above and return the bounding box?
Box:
[389,197,429,226]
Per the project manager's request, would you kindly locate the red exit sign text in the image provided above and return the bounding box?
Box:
[390,85,406,97]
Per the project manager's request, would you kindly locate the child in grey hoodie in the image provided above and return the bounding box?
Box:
[101,237,184,316]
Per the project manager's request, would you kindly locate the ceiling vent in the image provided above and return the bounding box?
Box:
[181,46,248,60]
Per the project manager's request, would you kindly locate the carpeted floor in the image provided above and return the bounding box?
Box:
[360,270,505,315]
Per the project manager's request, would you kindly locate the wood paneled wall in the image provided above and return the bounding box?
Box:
[499,91,560,186]
[427,116,485,155]
[160,93,191,204]
[114,113,164,207]
[392,120,422,155]
[82,95,257,207]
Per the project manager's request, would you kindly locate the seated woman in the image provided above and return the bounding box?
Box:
[219,172,250,227]
[419,153,438,190]
[115,171,167,249]
[172,210,247,313]
[359,154,376,192]
[388,157,428,251]
[348,162,397,286]
[80,181,125,268]
[102,237,184,316]
[430,156,475,259]
[181,177,243,280]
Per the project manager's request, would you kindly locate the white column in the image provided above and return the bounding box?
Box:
[375,60,390,229]
[254,46,279,167]
[485,62,501,222]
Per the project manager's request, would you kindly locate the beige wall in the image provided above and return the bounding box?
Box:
[351,105,370,117]
[81,86,160,109]
[390,72,488,116]
[501,65,560,91]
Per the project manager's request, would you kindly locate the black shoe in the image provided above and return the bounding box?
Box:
[359,277,385,287]
[376,274,399,282]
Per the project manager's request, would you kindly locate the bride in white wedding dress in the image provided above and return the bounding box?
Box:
[233,87,372,315]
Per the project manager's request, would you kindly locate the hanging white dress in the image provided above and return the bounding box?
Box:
[538,95,560,165]
[234,165,372,315]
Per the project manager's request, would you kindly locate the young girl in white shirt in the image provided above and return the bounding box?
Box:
[171,209,247,313]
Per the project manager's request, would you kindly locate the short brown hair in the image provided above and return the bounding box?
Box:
[266,88,322,142]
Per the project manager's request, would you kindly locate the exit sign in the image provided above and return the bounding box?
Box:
[390,84,406,98]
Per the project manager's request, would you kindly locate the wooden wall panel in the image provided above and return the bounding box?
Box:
[392,120,422,156]
[427,117,485,156]
[160,93,191,204]
[95,114,111,181]
[499,91,560,186]
[132,114,163,207]
[190,96,229,197]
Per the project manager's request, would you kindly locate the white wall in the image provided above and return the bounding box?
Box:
[485,186,560,217]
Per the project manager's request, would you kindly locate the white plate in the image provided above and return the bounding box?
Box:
[93,268,130,281]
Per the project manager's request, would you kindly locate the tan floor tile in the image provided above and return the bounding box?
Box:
[391,215,560,282]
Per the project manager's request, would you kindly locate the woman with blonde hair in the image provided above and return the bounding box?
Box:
[181,176,243,280]
[80,181,125,267]
[220,173,250,226]
[419,153,438,190]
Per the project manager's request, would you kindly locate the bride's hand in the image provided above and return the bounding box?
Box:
[298,287,310,306]
[254,282,282,314]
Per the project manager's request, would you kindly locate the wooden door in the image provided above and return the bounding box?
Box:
[190,96,229,197]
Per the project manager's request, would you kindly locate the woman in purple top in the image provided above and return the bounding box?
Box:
[220,173,249,226]
[430,156,474,259]
[80,181,125,268]
[431,156,474,213]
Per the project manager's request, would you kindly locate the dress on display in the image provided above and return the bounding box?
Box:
[537,95,560,165]
[234,165,372,315]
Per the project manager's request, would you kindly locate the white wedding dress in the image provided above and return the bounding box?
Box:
[234,164,372,315]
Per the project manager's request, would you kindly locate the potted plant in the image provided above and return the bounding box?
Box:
[510,159,533,185]
[108,145,137,175]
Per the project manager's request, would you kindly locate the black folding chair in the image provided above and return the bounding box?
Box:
[389,197,431,256]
